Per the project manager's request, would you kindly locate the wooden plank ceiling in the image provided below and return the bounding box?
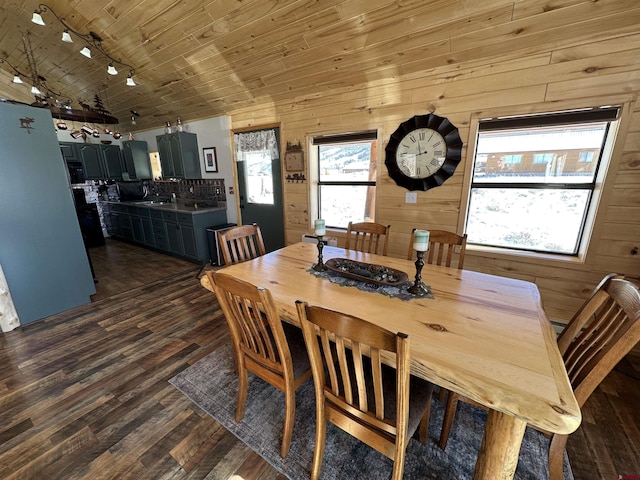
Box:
[0,0,626,131]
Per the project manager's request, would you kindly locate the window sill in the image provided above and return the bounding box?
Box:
[467,244,586,266]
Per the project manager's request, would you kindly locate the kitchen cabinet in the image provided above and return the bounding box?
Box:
[59,142,79,162]
[163,210,198,261]
[78,144,125,180]
[156,132,200,179]
[78,144,104,179]
[60,142,85,183]
[122,140,152,180]
[103,145,125,179]
[105,202,226,263]
[151,209,168,250]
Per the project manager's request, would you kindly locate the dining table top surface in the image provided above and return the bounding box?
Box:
[200,242,581,437]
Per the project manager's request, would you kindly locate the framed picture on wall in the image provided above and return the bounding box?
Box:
[203,147,218,172]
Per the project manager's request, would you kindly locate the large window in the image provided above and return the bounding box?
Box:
[465,107,619,255]
[313,131,377,228]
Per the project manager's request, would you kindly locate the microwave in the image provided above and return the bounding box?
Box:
[68,162,85,184]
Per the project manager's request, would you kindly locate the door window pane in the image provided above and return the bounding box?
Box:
[245,151,274,205]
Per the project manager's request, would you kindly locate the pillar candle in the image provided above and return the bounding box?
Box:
[314,219,326,236]
[413,229,430,252]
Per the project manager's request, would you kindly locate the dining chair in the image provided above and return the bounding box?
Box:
[407,228,467,269]
[345,221,391,256]
[207,270,312,457]
[295,300,434,480]
[217,223,266,265]
[436,273,640,480]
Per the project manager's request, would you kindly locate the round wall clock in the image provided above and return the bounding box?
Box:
[384,113,463,191]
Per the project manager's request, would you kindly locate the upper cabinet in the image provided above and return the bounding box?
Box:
[102,145,125,179]
[156,132,200,179]
[78,144,125,180]
[122,140,152,180]
[59,142,79,163]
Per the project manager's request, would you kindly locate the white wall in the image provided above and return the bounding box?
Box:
[133,115,237,225]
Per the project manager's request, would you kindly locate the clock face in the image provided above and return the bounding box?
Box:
[384,113,463,191]
[396,128,446,179]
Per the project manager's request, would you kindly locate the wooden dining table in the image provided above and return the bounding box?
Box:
[200,242,581,480]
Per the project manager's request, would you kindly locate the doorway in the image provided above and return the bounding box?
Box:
[234,126,285,252]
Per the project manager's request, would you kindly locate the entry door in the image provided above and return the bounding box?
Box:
[236,132,285,252]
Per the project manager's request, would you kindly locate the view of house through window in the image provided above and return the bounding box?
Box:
[314,131,377,228]
[465,108,619,254]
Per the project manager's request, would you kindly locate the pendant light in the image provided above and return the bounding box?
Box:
[31,11,45,26]
[61,30,73,43]
[107,64,118,75]
[80,47,91,58]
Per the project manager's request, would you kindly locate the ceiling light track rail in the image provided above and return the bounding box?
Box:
[32,3,137,86]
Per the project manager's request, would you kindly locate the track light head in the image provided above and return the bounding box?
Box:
[61,30,73,43]
[31,11,45,26]
[80,46,91,58]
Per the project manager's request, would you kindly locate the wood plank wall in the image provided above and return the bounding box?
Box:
[227,0,640,326]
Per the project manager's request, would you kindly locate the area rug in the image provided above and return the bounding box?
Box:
[170,343,573,480]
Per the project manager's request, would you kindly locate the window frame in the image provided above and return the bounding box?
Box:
[312,130,378,229]
[462,106,620,257]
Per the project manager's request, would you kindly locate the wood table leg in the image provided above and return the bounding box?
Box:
[473,409,527,480]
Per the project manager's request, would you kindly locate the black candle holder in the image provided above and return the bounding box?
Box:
[313,235,327,271]
[407,250,429,296]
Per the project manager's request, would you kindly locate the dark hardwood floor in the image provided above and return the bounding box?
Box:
[0,239,638,479]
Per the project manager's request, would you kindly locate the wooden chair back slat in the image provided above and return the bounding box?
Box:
[296,302,408,470]
[407,229,467,269]
[212,273,283,370]
[218,224,266,265]
[346,221,391,256]
[557,274,640,406]
[208,271,312,458]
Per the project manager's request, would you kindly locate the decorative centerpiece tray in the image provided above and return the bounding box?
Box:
[324,258,409,286]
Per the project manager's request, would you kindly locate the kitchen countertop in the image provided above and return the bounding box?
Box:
[102,200,226,214]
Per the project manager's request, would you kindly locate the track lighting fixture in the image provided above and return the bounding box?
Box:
[29,4,138,86]
[1,58,32,89]
[31,11,45,26]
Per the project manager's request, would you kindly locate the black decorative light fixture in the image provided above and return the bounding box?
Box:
[30,3,137,86]
[0,31,120,126]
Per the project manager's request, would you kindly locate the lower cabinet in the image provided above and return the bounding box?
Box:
[105,202,226,263]
[164,211,198,261]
